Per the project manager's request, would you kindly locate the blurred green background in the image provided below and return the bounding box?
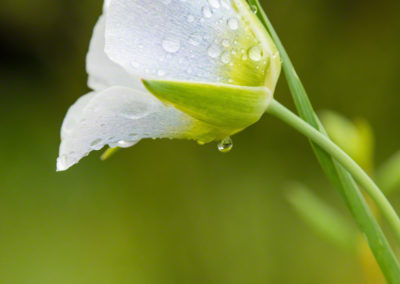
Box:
[1,0,400,283]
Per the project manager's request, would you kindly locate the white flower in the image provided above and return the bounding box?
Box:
[57,0,281,171]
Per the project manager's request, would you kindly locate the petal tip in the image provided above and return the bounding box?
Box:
[56,155,75,172]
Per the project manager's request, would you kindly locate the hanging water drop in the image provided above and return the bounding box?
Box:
[116,140,136,148]
[218,137,233,153]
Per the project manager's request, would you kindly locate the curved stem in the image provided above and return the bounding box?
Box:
[248,0,400,280]
[267,99,400,245]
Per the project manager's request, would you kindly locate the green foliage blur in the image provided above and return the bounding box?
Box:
[0,1,399,283]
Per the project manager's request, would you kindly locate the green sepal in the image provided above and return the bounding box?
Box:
[142,80,272,132]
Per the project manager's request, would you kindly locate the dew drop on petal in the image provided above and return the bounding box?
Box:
[222,39,230,47]
[131,61,140,68]
[202,6,213,18]
[227,17,239,30]
[208,0,220,9]
[116,140,136,148]
[162,39,181,53]
[208,43,222,58]
[248,46,263,61]
[221,51,231,64]
[218,137,233,153]
[188,33,202,46]
[220,0,231,9]
[187,15,195,22]
[90,138,103,150]
[157,70,166,76]
[118,100,154,120]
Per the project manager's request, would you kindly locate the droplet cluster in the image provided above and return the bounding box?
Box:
[123,0,271,84]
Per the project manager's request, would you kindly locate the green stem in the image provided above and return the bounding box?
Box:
[266,99,400,282]
[267,100,400,242]
[248,0,400,281]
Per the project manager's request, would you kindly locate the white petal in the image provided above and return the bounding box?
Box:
[57,87,200,171]
[103,0,112,10]
[105,0,280,87]
[86,16,141,91]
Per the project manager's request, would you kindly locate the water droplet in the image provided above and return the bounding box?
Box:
[116,140,136,148]
[118,100,154,120]
[208,43,222,58]
[157,70,166,76]
[208,0,220,9]
[90,138,103,150]
[202,6,213,18]
[131,61,140,68]
[221,51,231,64]
[220,0,231,9]
[218,137,233,153]
[162,39,181,53]
[222,39,230,47]
[90,138,102,146]
[248,46,263,61]
[187,15,195,22]
[188,33,202,46]
[250,4,258,14]
[227,17,239,30]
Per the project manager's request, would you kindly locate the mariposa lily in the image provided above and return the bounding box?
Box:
[57,0,281,171]
[55,1,400,282]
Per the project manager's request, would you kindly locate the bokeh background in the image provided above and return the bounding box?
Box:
[1,0,400,283]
